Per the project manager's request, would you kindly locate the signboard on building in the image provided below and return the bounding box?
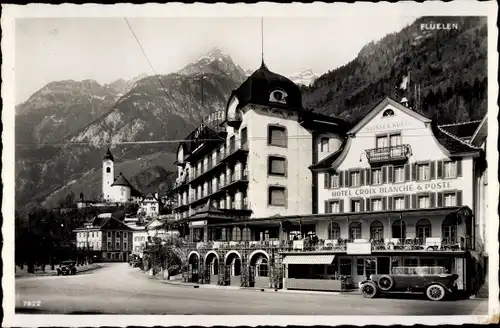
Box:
[189,220,207,227]
[193,110,225,139]
[346,242,372,255]
[332,181,455,198]
[364,120,411,133]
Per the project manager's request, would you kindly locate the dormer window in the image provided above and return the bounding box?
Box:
[269,89,288,104]
[382,109,395,117]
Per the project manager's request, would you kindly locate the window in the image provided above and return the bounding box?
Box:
[372,198,383,211]
[357,259,364,275]
[394,166,405,183]
[107,231,112,238]
[329,201,340,213]
[376,136,388,148]
[416,219,432,241]
[116,241,120,250]
[350,171,361,187]
[268,125,287,147]
[403,258,419,267]
[394,196,405,210]
[340,258,352,276]
[444,161,457,178]
[320,138,329,152]
[372,169,382,185]
[349,222,362,240]
[444,192,457,206]
[107,242,112,250]
[418,195,430,208]
[106,167,111,173]
[328,222,340,240]
[116,232,121,238]
[256,257,269,277]
[392,220,406,239]
[390,134,402,147]
[370,221,384,241]
[240,127,248,147]
[268,186,286,206]
[443,225,457,243]
[123,242,128,251]
[330,174,340,188]
[351,199,361,213]
[418,164,430,180]
[383,109,394,117]
[268,156,286,176]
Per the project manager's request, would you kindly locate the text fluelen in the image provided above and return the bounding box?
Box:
[331,181,453,197]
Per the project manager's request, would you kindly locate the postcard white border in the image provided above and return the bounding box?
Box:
[2,1,498,326]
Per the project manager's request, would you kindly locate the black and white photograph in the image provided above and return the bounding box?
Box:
[2,2,498,326]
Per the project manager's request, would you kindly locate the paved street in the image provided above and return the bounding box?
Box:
[15,263,487,315]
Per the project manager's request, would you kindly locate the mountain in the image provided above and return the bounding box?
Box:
[178,47,247,84]
[15,80,119,144]
[15,49,246,214]
[302,16,487,124]
[288,69,318,86]
[104,73,149,97]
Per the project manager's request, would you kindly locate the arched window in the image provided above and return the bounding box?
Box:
[256,257,268,277]
[383,109,395,117]
[328,222,340,240]
[232,227,242,241]
[416,219,432,241]
[370,221,384,241]
[106,167,111,173]
[241,227,251,241]
[349,222,362,240]
[392,219,406,239]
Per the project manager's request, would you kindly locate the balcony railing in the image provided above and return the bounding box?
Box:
[365,144,411,165]
[183,237,470,253]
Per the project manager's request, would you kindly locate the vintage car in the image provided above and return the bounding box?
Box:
[359,266,458,301]
[57,261,77,276]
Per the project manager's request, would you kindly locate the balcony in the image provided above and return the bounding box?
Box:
[188,171,249,207]
[227,111,243,128]
[365,144,411,166]
[221,142,249,163]
[184,236,470,254]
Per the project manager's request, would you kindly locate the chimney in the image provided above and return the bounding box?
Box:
[400,97,409,107]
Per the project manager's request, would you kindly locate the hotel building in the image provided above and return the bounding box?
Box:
[171,63,487,295]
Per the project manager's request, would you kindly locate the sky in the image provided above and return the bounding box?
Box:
[15,16,417,104]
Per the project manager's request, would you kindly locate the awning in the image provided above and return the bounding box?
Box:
[283,254,335,265]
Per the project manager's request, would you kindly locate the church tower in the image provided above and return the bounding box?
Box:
[102,148,115,202]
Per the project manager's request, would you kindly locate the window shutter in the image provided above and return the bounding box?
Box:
[430,161,436,180]
[325,201,330,213]
[365,198,371,212]
[382,196,387,210]
[457,159,462,177]
[456,190,463,206]
[366,168,372,185]
[324,172,330,189]
[382,166,387,184]
[360,169,365,186]
[339,200,344,213]
[404,195,410,209]
[437,161,443,179]
[411,194,417,209]
[411,163,418,181]
[360,198,365,212]
[404,164,410,181]
[388,166,394,183]
[437,192,443,207]
[388,196,393,210]
[339,171,344,187]
[430,193,436,208]
[347,170,352,187]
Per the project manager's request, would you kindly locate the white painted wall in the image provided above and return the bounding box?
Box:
[102,159,114,201]
[245,106,314,218]
[317,103,475,214]
[110,185,131,203]
[316,133,344,162]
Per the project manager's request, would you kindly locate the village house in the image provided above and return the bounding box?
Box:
[74,213,133,262]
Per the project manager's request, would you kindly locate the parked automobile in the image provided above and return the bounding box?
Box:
[359,266,458,301]
[129,257,142,268]
[57,261,77,276]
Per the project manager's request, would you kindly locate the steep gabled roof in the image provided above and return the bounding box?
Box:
[76,213,132,231]
[309,138,350,171]
[434,123,481,155]
[470,115,488,146]
[348,97,431,135]
[439,120,482,141]
[111,172,133,187]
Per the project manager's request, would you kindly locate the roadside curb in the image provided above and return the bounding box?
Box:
[160,280,354,296]
[15,264,103,278]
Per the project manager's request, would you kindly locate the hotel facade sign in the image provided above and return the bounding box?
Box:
[332,180,454,198]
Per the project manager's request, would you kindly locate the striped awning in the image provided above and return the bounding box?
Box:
[282,254,335,265]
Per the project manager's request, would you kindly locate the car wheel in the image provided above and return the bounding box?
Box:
[378,275,394,291]
[426,284,446,301]
[361,282,378,299]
